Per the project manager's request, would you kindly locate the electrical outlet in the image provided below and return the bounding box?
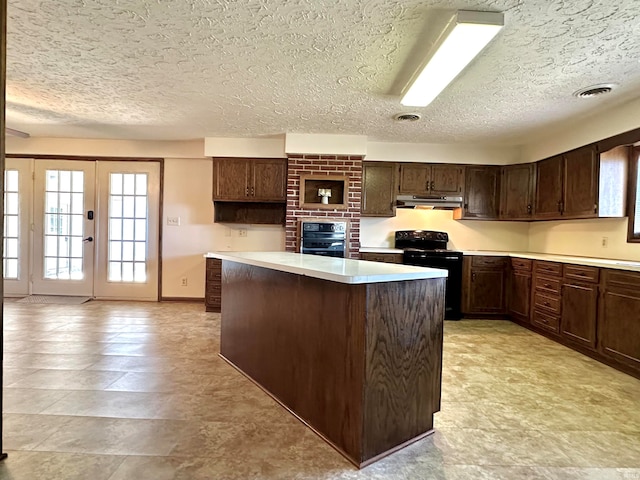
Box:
[239,229,247,237]
[180,276,188,286]
[601,236,608,248]
[167,216,181,226]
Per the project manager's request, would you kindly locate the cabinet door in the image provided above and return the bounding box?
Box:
[534,156,563,219]
[361,162,397,217]
[463,259,506,314]
[598,271,640,372]
[398,164,430,195]
[251,159,287,202]
[563,146,598,218]
[508,270,531,321]
[500,163,534,220]
[561,281,598,350]
[462,166,500,219]
[213,158,250,200]
[431,165,464,195]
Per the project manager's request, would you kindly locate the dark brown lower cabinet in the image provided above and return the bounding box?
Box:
[598,269,640,374]
[561,281,598,350]
[507,258,532,322]
[359,252,403,264]
[205,258,222,312]
[462,256,507,315]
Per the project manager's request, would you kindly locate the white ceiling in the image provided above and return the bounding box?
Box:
[6,0,640,145]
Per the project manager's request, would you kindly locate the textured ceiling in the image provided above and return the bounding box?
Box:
[6,0,640,145]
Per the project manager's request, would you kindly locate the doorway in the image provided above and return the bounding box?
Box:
[3,158,160,300]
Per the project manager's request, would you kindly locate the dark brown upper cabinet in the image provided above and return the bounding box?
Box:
[213,157,287,202]
[361,162,397,217]
[534,155,564,219]
[398,163,464,196]
[563,146,599,218]
[500,163,536,220]
[454,165,500,220]
[533,145,626,221]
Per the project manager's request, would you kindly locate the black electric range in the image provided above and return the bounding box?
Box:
[395,230,463,320]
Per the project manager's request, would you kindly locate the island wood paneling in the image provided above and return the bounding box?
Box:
[219,260,445,467]
[362,279,444,461]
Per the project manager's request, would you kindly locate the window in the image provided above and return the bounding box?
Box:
[629,147,640,242]
[3,169,20,279]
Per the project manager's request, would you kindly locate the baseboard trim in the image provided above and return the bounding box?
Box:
[160,297,204,303]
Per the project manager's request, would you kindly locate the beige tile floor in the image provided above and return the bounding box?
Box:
[1,300,639,480]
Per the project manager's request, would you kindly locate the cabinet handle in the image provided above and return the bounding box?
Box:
[472,273,476,282]
[544,283,551,288]
[527,204,532,214]
[557,201,562,213]
[594,203,598,213]
[431,181,435,190]
[542,318,549,324]
[464,203,469,209]
[543,301,551,306]
[246,187,249,196]
[251,186,255,196]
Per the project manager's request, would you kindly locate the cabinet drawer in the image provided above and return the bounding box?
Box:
[471,256,507,268]
[360,253,403,264]
[534,261,562,277]
[206,282,221,293]
[563,264,599,283]
[534,275,561,294]
[532,310,560,333]
[603,268,640,289]
[206,269,222,282]
[511,258,532,271]
[533,292,561,314]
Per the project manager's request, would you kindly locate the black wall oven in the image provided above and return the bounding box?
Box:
[300,221,347,258]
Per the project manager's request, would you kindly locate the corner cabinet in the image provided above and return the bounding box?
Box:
[212,157,287,225]
[361,162,397,217]
[500,163,535,220]
[213,157,287,202]
[455,165,500,220]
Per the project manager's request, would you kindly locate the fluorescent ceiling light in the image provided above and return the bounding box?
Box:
[401,10,504,108]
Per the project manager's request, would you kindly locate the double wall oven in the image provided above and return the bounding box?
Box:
[300,221,347,258]
[395,230,463,320]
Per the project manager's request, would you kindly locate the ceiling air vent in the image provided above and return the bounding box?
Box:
[573,84,616,99]
[394,113,421,122]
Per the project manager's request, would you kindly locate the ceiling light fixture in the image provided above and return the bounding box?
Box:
[401,10,504,108]
[5,127,30,138]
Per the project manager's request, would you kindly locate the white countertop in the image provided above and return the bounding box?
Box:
[205,251,448,284]
[462,250,640,272]
[359,247,404,254]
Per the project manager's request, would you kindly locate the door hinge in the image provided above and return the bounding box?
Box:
[594,203,598,214]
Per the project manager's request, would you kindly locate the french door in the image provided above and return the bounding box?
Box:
[3,159,160,300]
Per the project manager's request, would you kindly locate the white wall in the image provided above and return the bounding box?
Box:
[361,209,530,252]
[366,141,520,165]
[521,96,640,163]
[519,96,640,260]
[528,217,640,261]
[161,158,286,297]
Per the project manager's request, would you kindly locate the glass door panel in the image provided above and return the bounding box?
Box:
[94,161,159,300]
[32,161,95,296]
[3,158,32,296]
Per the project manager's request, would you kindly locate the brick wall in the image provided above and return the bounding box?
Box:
[286,155,363,259]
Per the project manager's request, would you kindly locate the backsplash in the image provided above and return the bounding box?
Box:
[285,155,363,259]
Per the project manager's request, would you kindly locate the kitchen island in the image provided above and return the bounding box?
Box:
[205,251,447,468]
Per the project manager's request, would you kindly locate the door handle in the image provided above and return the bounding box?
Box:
[83,236,94,243]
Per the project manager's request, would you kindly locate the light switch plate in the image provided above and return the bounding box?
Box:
[167,216,181,226]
